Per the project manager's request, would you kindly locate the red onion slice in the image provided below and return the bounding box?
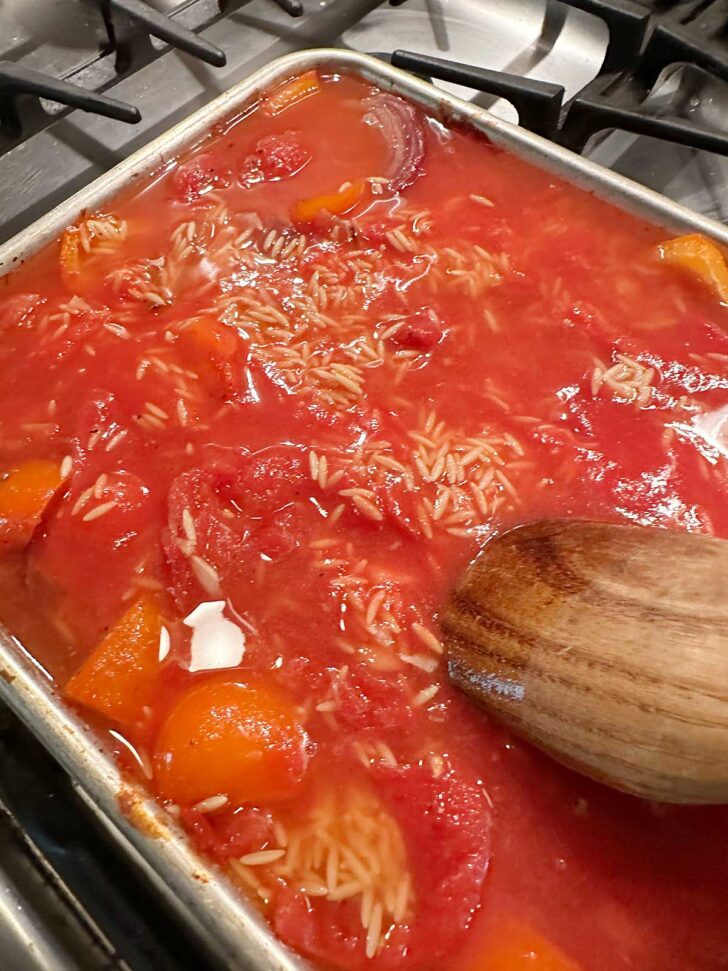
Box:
[364,92,426,191]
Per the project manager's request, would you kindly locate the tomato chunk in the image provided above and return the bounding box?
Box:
[241,132,311,185]
[0,460,63,548]
[263,70,321,117]
[658,233,728,303]
[172,153,229,202]
[153,680,310,806]
[274,762,491,970]
[64,596,163,727]
[0,294,44,332]
[388,309,445,350]
[377,763,491,962]
[180,805,274,859]
[293,180,365,223]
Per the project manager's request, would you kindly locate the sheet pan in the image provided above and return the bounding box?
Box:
[0,48,725,971]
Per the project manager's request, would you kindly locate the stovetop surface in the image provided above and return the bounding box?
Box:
[1,0,728,246]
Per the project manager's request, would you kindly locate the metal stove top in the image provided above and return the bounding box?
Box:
[1,1,728,968]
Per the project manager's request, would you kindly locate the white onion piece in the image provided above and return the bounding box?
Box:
[364,93,426,191]
[183,600,246,672]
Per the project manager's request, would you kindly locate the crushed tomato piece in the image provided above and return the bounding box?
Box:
[242,132,311,184]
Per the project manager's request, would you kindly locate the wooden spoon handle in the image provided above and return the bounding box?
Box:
[443,520,728,804]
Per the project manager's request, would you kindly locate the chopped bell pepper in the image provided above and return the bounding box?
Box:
[177,315,240,395]
[65,596,164,728]
[292,179,365,223]
[263,70,321,117]
[470,922,580,971]
[464,921,579,971]
[179,315,239,361]
[658,233,728,304]
[0,460,63,548]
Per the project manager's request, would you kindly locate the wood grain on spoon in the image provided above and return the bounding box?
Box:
[443,520,728,804]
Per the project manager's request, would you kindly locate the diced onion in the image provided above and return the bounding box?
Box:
[364,93,426,191]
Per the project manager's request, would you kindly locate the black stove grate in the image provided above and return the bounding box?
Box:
[0,705,218,971]
[0,0,306,151]
[3,0,728,158]
[390,0,728,157]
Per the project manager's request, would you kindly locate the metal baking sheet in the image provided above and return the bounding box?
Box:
[0,48,726,971]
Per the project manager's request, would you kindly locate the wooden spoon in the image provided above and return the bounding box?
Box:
[443,520,728,804]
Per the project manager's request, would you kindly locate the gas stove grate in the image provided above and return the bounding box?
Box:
[0,0,305,151]
[4,0,728,159]
[389,0,728,157]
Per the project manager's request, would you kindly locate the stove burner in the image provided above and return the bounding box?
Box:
[389,0,728,157]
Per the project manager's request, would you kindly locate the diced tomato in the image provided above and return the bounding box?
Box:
[658,233,728,304]
[274,762,491,969]
[331,667,414,738]
[153,679,310,805]
[241,132,311,185]
[64,596,163,727]
[0,294,44,331]
[293,180,365,223]
[0,460,63,549]
[234,446,307,516]
[274,891,372,970]
[180,805,275,859]
[45,307,109,364]
[172,153,230,203]
[469,922,580,971]
[164,452,312,611]
[163,461,249,609]
[262,70,321,117]
[387,309,445,350]
[31,463,155,647]
[376,763,491,961]
[253,519,298,559]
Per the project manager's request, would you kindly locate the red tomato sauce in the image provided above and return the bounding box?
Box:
[0,71,727,970]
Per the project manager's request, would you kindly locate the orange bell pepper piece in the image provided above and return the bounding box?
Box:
[179,315,239,360]
[153,680,309,805]
[263,70,321,117]
[177,315,240,395]
[658,233,728,303]
[469,921,579,971]
[0,460,63,548]
[65,596,164,728]
[293,179,365,223]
